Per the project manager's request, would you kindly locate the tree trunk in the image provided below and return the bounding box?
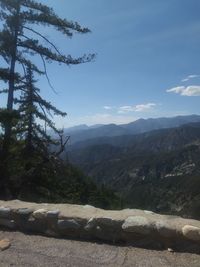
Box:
[26,68,34,153]
[1,3,21,198]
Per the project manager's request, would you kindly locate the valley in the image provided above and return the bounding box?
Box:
[64,116,200,219]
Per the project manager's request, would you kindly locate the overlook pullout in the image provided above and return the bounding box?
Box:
[0,200,200,253]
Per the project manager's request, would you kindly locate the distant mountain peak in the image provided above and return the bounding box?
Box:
[59,114,200,144]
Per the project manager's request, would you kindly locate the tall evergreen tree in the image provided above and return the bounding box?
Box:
[9,65,68,192]
[0,0,95,196]
[16,65,67,155]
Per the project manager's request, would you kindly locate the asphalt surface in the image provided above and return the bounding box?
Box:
[0,230,200,267]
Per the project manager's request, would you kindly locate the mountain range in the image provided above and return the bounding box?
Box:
[63,115,200,145]
[63,115,200,219]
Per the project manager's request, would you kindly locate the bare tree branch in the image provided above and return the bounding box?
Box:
[55,133,70,157]
[23,26,63,56]
[40,54,58,94]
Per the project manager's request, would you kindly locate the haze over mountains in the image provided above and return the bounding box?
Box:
[64,115,200,145]
[62,115,200,218]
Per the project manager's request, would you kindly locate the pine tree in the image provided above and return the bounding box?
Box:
[0,0,94,110]
[16,65,67,155]
[0,0,95,196]
[8,65,68,192]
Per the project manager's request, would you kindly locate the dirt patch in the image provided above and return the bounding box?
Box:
[0,230,200,267]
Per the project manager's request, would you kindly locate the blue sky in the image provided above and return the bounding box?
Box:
[2,0,200,127]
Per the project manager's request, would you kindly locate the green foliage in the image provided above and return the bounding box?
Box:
[0,108,20,129]
[15,65,66,155]
[0,1,118,210]
[0,0,95,78]
[69,124,200,217]
[1,139,120,209]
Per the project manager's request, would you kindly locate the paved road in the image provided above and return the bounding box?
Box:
[0,230,200,267]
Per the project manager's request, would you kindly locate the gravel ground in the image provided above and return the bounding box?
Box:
[0,230,200,267]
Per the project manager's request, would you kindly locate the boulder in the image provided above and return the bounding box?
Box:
[155,220,177,238]
[84,217,96,232]
[122,216,152,235]
[33,209,47,219]
[0,219,15,229]
[0,239,11,251]
[182,225,200,241]
[25,217,47,233]
[57,219,80,231]
[47,210,60,218]
[16,208,34,216]
[0,207,11,218]
[85,217,121,233]
[96,217,118,227]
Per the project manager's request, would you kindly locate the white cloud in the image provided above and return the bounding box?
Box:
[167,85,200,96]
[103,106,113,110]
[188,75,199,79]
[181,74,199,82]
[166,86,185,94]
[182,86,200,96]
[134,103,156,112]
[54,103,158,128]
[118,106,134,113]
[118,103,156,113]
[74,113,137,125]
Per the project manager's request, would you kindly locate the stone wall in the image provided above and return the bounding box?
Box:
[0,200,200,251]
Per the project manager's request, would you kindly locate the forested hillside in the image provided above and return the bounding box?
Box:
[0,0,120,209]
[69,122,200,218]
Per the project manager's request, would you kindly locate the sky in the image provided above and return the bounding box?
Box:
[1,0,200,127]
